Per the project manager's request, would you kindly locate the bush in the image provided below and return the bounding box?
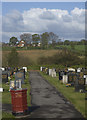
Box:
[38,50,84,66]
[18,55,33,67]
[7,48,19,67]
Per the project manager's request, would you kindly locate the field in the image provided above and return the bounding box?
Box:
[2,49,62,65]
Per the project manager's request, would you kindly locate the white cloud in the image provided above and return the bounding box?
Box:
[2,7,85,41]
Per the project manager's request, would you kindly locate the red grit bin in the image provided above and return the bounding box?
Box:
[10,88,28,116]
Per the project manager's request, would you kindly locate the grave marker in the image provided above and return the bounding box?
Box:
[75,73,85,92]
[15,72,24,84]
[49,69,52,76]
[2,71,8,83]
[62,75,68,84]
[40,67,42,71]
[52,71,56,77]
[10,81,15,90]
[23,67,27,72]
[19,69,25,79]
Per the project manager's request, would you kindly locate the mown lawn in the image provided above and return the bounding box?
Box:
[40,72,86,118]
[2,72,31,119]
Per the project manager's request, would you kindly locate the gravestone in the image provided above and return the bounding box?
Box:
[68,72,77,85]
[46,68,49,75]
[84,75,87,85]
[2,71,8,83]
[51,69,56,77]
[40,67,42,71]
[42,67,46,72]
[15,72,24,84]
[15,80,22,89]
[19,69,25,79]
[60,70,65,80]
[23,67,27,72]
[1,68,5,71]
[75,73,85,92]
[0,88,3,92]
[10,81,15,90]
[68,68,75,72]
[62,75,68,84]
[49,69,52,76]
[45,68,49,74]
[77,68,82,73]
[59,71,62,80]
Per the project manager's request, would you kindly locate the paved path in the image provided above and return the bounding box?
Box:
[29,71,83,118]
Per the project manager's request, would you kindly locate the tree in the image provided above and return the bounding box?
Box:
[20,33,32,45]
[49,32,59,47]
[64,40,70,45]
[32,34,40,46]
[7,48,19,67]
[9,37,18,46]
[70,42,75,50]
[41,32,49,49]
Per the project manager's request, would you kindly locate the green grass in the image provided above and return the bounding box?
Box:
[40,72,86,118]
[2,72,31,118]
[56,45,86,55]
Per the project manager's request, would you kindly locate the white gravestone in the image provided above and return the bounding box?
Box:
[23,67,27,72]
[52,71,56,77]
[15,80,22,89]
[40,67,42,71]
[84,75,87,85]
[62,75,68,84]
[77,68,82,72]
[1,68,5,71]
[0,88,3,92]
[10,81,15,90]
[68,68,75,72]
[49,69,52,76]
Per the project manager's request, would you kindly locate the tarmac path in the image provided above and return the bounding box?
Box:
[29,71,83,118]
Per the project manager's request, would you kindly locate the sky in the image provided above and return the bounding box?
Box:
[1,2,86,42]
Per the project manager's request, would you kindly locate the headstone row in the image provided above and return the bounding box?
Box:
[40,67,56,77]
[40,66,87,92]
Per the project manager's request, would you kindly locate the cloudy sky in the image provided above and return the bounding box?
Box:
[2,2,85,42]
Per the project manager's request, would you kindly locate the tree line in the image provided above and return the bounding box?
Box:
[2,32,87,50]
[9,32,59,49]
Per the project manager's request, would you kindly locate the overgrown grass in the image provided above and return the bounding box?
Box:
[40,72,86,118]
[2,72,31,118]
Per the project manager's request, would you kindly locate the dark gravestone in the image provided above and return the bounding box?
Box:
[42,67,46,72]
[45,68,49,74]
[59,71,64,80]
[19,69,25,79]
[46,68,49,75]
[15,72,24,84]
[75,73,85,92]
[2,71,8,83]
[68,72,77,86]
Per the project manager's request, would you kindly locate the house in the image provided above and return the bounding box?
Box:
[17,40,26,47]
[38,42,41,47]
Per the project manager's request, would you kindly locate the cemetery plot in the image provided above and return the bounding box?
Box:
[2,70,30,119]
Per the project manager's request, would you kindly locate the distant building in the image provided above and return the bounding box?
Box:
[38,42,41,47]
[17,40,25,47]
